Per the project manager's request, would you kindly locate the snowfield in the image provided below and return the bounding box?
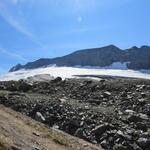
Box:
[0,66,150,81]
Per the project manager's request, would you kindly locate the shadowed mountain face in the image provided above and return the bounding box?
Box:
[10,45,150,72]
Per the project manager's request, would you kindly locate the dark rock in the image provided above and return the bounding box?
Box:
[139,113,149,121]
[113,144,128,150]
[116,130,132,141]
[128,115,141,123]
[137,138,150,149]
[136,122,148,131]
[0,85,6,90]
[74,128,85,139]
[51,77,62,83]
[17,80,31,92]
[84,80,92,84]
[141,92,146,98]
[100,139,109,149]
[88,99,101,105]
[99,79,106,83]
[127,113,147,124]
[138,99,146,105]
[92,123,113,136]
[0,95,7,104]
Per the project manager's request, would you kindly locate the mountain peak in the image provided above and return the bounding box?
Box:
[140,45,150,49]
[105,44,120,49]
[9,64,23,72]
[131,46,139,49]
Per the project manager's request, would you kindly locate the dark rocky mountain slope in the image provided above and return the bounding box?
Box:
[10,45,150,72]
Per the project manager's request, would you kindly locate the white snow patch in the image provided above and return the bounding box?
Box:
[74,62,129,69]
[108,62,129,69]
[140,69,150,74]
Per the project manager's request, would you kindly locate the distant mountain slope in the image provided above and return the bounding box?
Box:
[9,45,150,72]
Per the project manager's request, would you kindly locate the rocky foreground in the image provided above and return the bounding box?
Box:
[0,77,150,150]
[0,105,102,150]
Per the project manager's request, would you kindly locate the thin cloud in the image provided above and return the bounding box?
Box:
[0,47,27,61]
[11,0,18,4]
[0,1,43,47]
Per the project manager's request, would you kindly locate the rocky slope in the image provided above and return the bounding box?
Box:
[0,77,150,149]
[10,45,150,72]
[0,105,102,150]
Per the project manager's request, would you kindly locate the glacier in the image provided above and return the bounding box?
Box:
[0,66,150,81]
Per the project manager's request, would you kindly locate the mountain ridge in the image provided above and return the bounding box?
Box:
[10,45,150,72]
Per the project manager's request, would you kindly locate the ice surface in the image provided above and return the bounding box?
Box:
[0,66,150,81]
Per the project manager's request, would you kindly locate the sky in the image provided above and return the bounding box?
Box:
[0,0,150,73]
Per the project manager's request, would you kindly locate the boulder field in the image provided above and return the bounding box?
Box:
[0,77,150,150]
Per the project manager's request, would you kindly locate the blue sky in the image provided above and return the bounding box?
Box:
[0,0,150,73]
